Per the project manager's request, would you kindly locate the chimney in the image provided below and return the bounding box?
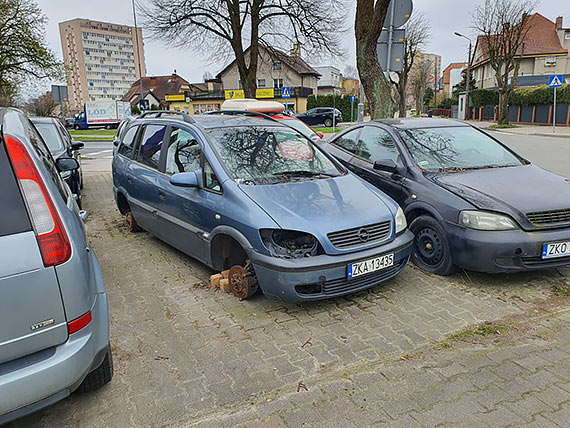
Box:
[289,43,302,57]
[556,16,563,30]
[150,77,157,88]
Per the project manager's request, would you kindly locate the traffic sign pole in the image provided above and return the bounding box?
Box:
[553,87,557,134]
[385,1,396,80]
[548,74,563,133]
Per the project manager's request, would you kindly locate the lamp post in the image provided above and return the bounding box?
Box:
[132,0,144,111]
[454,32,472,120]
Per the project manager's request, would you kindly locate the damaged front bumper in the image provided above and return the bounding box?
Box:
[249,230,413,302]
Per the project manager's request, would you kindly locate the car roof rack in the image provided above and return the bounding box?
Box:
[138,110,195,123]
[205,110,281,125]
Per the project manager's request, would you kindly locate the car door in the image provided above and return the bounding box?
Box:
[348,125,407,204]
[303,109,318,125]
[127,123,167,236]
[154,125,209,263]
[56,121,82,191]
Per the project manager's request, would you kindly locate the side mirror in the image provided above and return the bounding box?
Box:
[113,139,120,147]
[71,141,84,150]
[56,157,80,172]
[316,131,325,139]
[170,171,199,188]
[373,159,399,173]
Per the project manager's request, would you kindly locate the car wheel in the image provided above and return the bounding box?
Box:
[74,124,80,130]
[125,211,141,232]
[324,118,333,127]
[76,348,113,393]
[409,215,456,275]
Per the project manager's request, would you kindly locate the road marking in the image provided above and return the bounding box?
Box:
[87,150,113,156]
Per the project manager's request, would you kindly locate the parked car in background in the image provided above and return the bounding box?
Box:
[0,108,112,424]
[220,99,325,142]
[295,107,342,127]
[112,116,134,155]
[323,118,570,275]
[112,111,413,302]
[31,117,84,207]
[64,117,75,128]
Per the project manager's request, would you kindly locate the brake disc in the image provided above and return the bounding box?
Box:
[229,265,258,300]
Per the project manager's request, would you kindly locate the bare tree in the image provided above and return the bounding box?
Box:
[202,71,213,81]
[389,12,430,118]
[410,56,432,114]
[25,91,57,117]
[355,0,392,119]
[471,0,536,124]
[142,0,347,98]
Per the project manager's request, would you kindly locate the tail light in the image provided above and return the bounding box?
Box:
[3,134,72,267]
[68,310,92,334]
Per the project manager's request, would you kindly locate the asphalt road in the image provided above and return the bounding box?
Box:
[486,130,570,178]
[79,140,114,159]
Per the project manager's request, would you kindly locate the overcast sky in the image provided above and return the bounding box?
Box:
[37,0,570,87]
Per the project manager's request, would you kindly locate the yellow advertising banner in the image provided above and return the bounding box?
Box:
[256,88,274,99]
[165,94,185,102]
[225,90,245,100]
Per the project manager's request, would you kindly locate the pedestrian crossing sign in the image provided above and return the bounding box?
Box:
[548,75,563,88]
[281,87,291,98]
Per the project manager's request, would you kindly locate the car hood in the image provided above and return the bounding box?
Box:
[238,174,396,251]
[429,164,570,227]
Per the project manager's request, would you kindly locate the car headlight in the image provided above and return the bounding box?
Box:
[395,206,407,234]
[459,210,517,231]
[260,229,321,258]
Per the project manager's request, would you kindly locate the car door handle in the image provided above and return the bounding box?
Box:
[158,190,165,200]
[127,174,133,184]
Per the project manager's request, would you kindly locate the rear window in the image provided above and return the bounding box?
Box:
[0,142,32,237]
[34,122,65,153]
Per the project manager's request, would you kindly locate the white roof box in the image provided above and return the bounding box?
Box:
[222,99,285,113]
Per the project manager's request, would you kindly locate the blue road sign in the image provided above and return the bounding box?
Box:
[350,95,356,103]
[281,87,291,98]
[549,75,563,88]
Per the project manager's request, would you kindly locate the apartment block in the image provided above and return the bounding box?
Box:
[59,18,146,112]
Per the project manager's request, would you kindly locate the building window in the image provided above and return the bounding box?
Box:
[273,78,283,89]
[257,79,266,87]
[545,57,556,66]
[273,61,282,70]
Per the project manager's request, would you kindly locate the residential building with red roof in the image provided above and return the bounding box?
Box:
[472,13,570,89]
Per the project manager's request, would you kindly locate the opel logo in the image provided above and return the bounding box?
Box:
[358,228,370,242]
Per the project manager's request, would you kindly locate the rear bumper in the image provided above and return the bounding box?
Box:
[0,251,110,423]
[446,222,570,273]
[250,231,413,302]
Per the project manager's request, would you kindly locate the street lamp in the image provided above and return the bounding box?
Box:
[454,32,472,120]
[132,0,144,111]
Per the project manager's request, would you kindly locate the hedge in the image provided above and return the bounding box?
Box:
[307,94,359,122]
[509,84,570,106]
[471,89,499,108]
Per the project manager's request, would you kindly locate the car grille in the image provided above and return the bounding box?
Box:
[521,255,570,268]
[294,258,406,296]
[526,209,570,226]
[327,221,391,249]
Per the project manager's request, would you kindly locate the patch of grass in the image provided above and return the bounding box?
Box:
[76,137,113,142]
[447,323,510,342]
[70,129,117,135]
[312,127,342,134]
[489,124,519,129]
[552,285,570,296]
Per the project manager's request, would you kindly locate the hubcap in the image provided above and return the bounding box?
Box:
[415,227,444,266]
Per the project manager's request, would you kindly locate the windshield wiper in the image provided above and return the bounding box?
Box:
[272,170,338,178]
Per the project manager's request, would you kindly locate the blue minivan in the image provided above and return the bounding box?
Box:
[112,111,413,301]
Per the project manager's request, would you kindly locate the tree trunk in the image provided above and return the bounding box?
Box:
[498,90,509,125]
[397,78,407,118]
[355,0,393,119]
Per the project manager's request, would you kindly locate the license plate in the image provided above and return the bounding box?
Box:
[348,253,394,279]
[542,241,570,259]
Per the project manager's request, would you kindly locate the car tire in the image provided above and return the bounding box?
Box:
[409,215,456,275]
[74,124,80,130]
[76,348,113,393]
[125,211,141,232]
[324,118,333,127]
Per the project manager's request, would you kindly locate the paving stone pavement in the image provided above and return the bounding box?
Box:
[7,171,570,428]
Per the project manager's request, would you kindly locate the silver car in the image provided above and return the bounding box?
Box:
[0,108,112,423]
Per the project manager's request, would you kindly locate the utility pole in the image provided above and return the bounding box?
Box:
[455,32,472,120]
[132,0,144,111]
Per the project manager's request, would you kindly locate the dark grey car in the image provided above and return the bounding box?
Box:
[0,108,112,423]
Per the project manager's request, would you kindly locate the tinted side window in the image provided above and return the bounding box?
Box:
[334,129,360,154]
[355,127,400,163]
[0,143,32,237]
[136,124,166,169]
[27,122,69,202]
[118,125,138,158]
[165,127,201,175]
